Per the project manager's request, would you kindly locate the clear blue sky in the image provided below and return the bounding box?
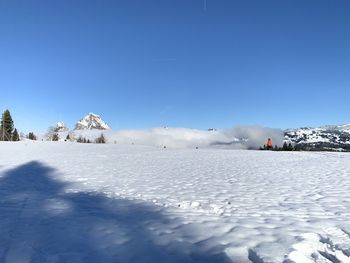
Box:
[1,0,350,132]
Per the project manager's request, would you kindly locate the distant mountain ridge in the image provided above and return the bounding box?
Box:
[285,124,350,151]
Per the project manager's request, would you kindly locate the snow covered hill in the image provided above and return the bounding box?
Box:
[285,124,350,151]
[1,142,350,262]
[74,112,110,130]
[54,121,69,132]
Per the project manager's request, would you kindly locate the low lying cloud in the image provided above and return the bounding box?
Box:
[68,126,284,150]
[217,126,284,149]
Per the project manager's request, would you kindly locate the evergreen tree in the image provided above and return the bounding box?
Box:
[282,142,288,151]
[95,134,106,144]
[28,132,37,140]
[0,110,14,141]
[12,128,20,141]
[52,133,59,141]
[288,142,294,151]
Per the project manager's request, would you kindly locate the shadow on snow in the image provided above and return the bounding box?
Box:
[0,161,231,263]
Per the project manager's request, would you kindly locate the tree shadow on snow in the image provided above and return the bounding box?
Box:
[0,161,232,263]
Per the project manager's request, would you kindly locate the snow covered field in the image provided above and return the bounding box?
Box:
[1,142,350,263]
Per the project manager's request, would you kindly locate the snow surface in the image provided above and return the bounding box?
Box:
[1,142,350,262]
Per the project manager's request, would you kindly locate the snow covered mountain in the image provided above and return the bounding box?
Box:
[285,124,350,151]
[54,121,69,132]
[74,113,110,130]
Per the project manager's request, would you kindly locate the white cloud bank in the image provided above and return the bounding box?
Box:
[65,126,284,150]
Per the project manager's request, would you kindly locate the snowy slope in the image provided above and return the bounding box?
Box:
[1,142,350,262]
[285,125,350,151]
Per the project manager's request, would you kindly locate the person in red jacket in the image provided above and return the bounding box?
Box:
[266,138,273,150]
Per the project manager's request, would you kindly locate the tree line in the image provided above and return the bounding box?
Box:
[0,109,41,142]
[260,142,297,151]
[0,109,106,143]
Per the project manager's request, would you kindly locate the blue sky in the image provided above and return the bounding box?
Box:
[1,0,350,132]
